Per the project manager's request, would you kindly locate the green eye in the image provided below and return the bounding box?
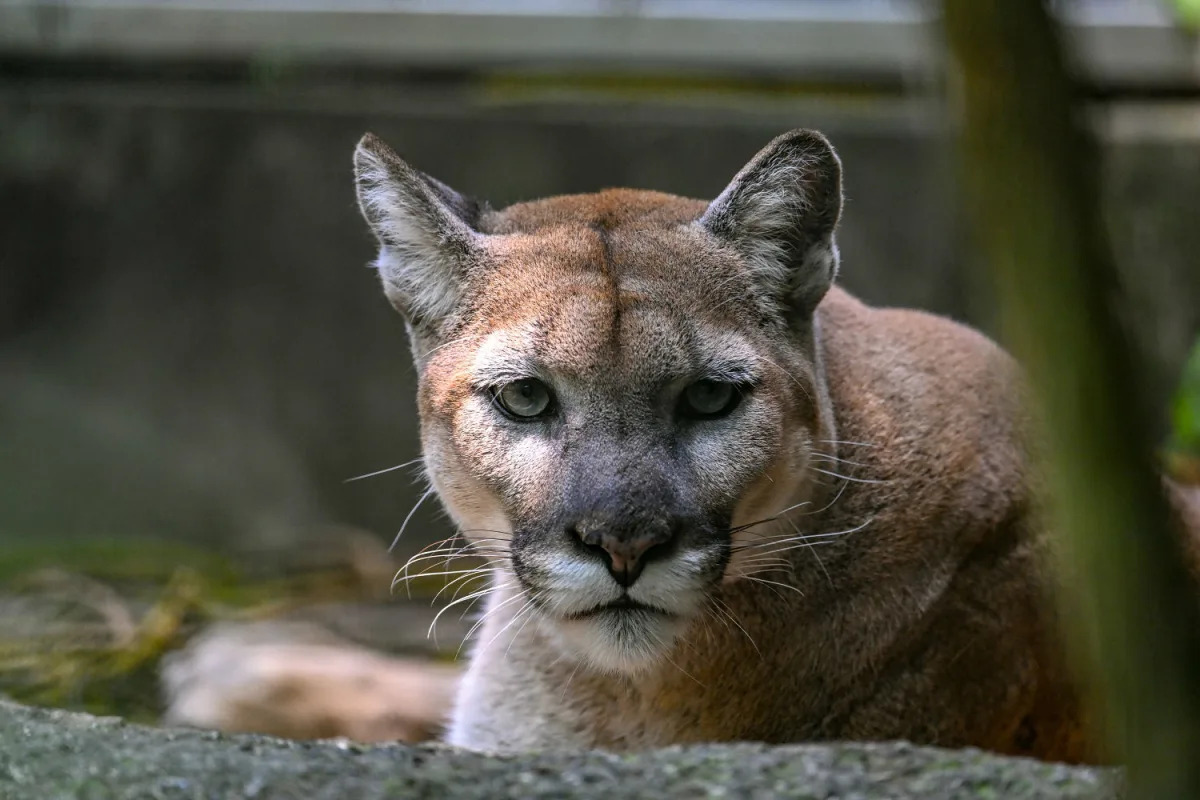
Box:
[680,380,741,419]
[494,379,553,419]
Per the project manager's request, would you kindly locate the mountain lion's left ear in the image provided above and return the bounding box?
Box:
[700,129,843,315]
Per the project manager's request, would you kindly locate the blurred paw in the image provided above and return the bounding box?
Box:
[161,621,460,742]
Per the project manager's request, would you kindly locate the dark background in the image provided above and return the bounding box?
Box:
[2,1,1198,573]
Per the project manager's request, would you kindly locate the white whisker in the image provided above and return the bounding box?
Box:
[435,572,488,605]
[783,516,832,587]
[391,566,486,593]
[504,602,543,660]
[559,659,585,703]
[428,584,498,648]
[742,575,805,598]
[480,594,542,656]
[398,550,508,573]
[810,452,874,470]
[737,524,864,551]
[431,568,501,604]
[457,588,529,658]
[428,579,516,648]
[711,597,762,659]
[343,456,425,483]
[652,633,706,689]
[811,466,887,485]
[819,438,878,448]
[390,486,437,552]
[735,558,793,572]
[757,353,815,405]
[808,480,849,516]
[731,500,812,534]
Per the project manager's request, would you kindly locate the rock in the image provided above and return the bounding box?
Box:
[0,701,1121,799]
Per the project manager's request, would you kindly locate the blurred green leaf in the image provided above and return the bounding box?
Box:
[1173,0,1200,29]
[1171,338,1200,457]
[0,538,238,587]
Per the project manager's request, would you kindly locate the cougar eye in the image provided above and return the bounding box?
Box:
[493,379,553,419]
[680,380,741,420]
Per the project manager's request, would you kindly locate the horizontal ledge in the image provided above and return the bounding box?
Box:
[0,1,1196,86]
[0,700,1120,799]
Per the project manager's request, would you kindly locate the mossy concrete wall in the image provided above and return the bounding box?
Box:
[1,76,1196,564]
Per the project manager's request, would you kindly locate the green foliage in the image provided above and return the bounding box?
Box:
[0,568,204,723]
[1170,338,1200,457]
[0,537,413,721]
[1173,0,1200,29]
[0,538,238,586]
[1167,338,1200,485]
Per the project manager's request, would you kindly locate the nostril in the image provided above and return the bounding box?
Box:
[638,537,671,566]
[585,541,614,569]
[567,519,681,588]
[569,525,613,566]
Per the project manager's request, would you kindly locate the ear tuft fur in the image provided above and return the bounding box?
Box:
[700,129,843,314]
[353,133,485,328]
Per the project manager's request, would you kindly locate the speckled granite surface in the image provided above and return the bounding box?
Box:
[0,701,1121,799]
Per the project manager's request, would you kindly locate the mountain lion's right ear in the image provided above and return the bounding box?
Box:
[354,133,485,330]
[700,129,843,316]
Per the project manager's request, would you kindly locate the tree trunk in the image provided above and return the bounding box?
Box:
[942,0,1200,795]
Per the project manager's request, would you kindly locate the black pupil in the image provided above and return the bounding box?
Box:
[687,381,735,416]
[500,380,548,417]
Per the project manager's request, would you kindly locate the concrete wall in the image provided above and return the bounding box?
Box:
[1,75,1196,564]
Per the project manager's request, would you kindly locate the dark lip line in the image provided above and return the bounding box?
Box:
[564,596,673,621]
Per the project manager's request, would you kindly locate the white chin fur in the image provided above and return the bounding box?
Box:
[530,553,713,674]
[547,609,688,675]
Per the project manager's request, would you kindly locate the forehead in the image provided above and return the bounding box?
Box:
[470,296,760,388]
[463,223,763,386]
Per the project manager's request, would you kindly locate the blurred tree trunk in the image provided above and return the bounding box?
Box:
[942,0,1200,794]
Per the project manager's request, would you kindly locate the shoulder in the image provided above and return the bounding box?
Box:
[816,287,1031,523]
[818,286,1023,424]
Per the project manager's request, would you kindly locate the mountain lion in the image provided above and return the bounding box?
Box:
[349,129,1091,760]
[165,129,1198,762]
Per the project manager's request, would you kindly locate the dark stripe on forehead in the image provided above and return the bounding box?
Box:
[589,223,623,356]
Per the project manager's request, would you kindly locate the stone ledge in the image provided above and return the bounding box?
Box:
[0,701,1120,799]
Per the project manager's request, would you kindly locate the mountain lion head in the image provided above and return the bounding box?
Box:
[354,130,843,673]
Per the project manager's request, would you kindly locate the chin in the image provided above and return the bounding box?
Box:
[548,606,690,675]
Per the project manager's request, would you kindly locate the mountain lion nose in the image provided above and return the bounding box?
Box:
[573,523,675,588]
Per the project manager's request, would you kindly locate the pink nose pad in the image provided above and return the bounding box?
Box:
[576,527,674,587]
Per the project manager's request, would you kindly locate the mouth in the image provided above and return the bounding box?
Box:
[563,595,673,621]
